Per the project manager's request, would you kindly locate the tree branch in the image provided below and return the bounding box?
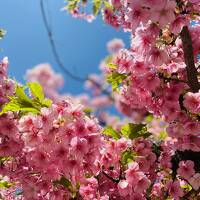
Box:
[180,26,200,93]
[39,0,113,99]
[102,170,120,183]
[40,0,85,82]
[158,73,187,83]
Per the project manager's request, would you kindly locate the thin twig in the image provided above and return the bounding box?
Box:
[180,26,200,93]
[39,0,113,99]
[102,170,120,183]
[40,0,85,82]
[158,73,187,83]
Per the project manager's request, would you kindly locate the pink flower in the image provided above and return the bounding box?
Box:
[100,195,109,200]
[107,38,125,54]
[134,175,150,193]
[0,57,8,79]
[189,0,200,3]
[151,1,176,28]
[130,193,145,200]
[2,80,14,96]
[177,160,195,179]
[189,173,200,191]
[118,58,132,73]
[0,116,17,137]
[170,16,189,34]
[183,121,200,134]
[125,162,145,187]
[148,47,169,66]
[131,60,148,74]
[167,181,184,199]
[18,114,42,132]
[27,150,50,170]
[117,180,130,197]
[142,0,160,7]
[125,2,150,31]
[141,72,160,91]
[184,92,200,114]
[52,143,69,161]
[70,136,89,158]
[26,63,64,90]
[151,183,163,198]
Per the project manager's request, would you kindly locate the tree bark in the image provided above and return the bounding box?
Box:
[180,26,200,93]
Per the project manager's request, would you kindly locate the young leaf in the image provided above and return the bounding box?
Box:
[27,82,44,101]
[0,181,12,189]
[107,63,118,70]
[1,99,39,115]
[145,114,153,123]
[181,184,192,191]
[121,123,151,139]
[0,83,52,116]
[106,72,127,91]
[41,98,52,107]
[93,0,102,16]
[104,55,113,64]
[0,29,6,39]
[53,176,73,192]
[0,156,12,166]
[102,126,121,140]
[64,0,80,11]
[103,1,114,11]
[83,107,93,115]
[121,149,136,167]
[15,85,32,103]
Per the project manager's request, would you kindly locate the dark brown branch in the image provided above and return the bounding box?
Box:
[39,0,113,99]
[102,170,120,183]
[180,26,200,93]
[158,73,187,83]
[40,0,85,82]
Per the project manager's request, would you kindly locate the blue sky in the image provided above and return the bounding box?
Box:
[0,0,129,95]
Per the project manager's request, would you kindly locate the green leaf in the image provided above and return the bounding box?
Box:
[107,63,118,70]
[83,107,93,115]
[107,72,127,91]
[53,176,73,192]
[0,156,11,162]
[64,0,80,11]
[0,83,52,116]
[15,85,32,103]
[1,99,39,115]
[103,1,114,10]
[181,184,192,191]
[27,82,44,101]
[104,55,113,64]
[102,126,121,140]
[93,0,102,16]
[0,156,12,166]
[121,149,136,167]
[0,181,12,189]
[121,123,151,139]
[58,176,73,190]
[0,29,6,40]
[145,114,153,123]
[158,131,168,140]
[41,98,52,107]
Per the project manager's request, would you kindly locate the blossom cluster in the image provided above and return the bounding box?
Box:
[26,64,113,113]
[65,0,200,198]
[0,55,200,200]
[0,59,103,199]
[0,0,200,199]
[93,1,200,199]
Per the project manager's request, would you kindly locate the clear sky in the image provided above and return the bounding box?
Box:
[0,0,129,95]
